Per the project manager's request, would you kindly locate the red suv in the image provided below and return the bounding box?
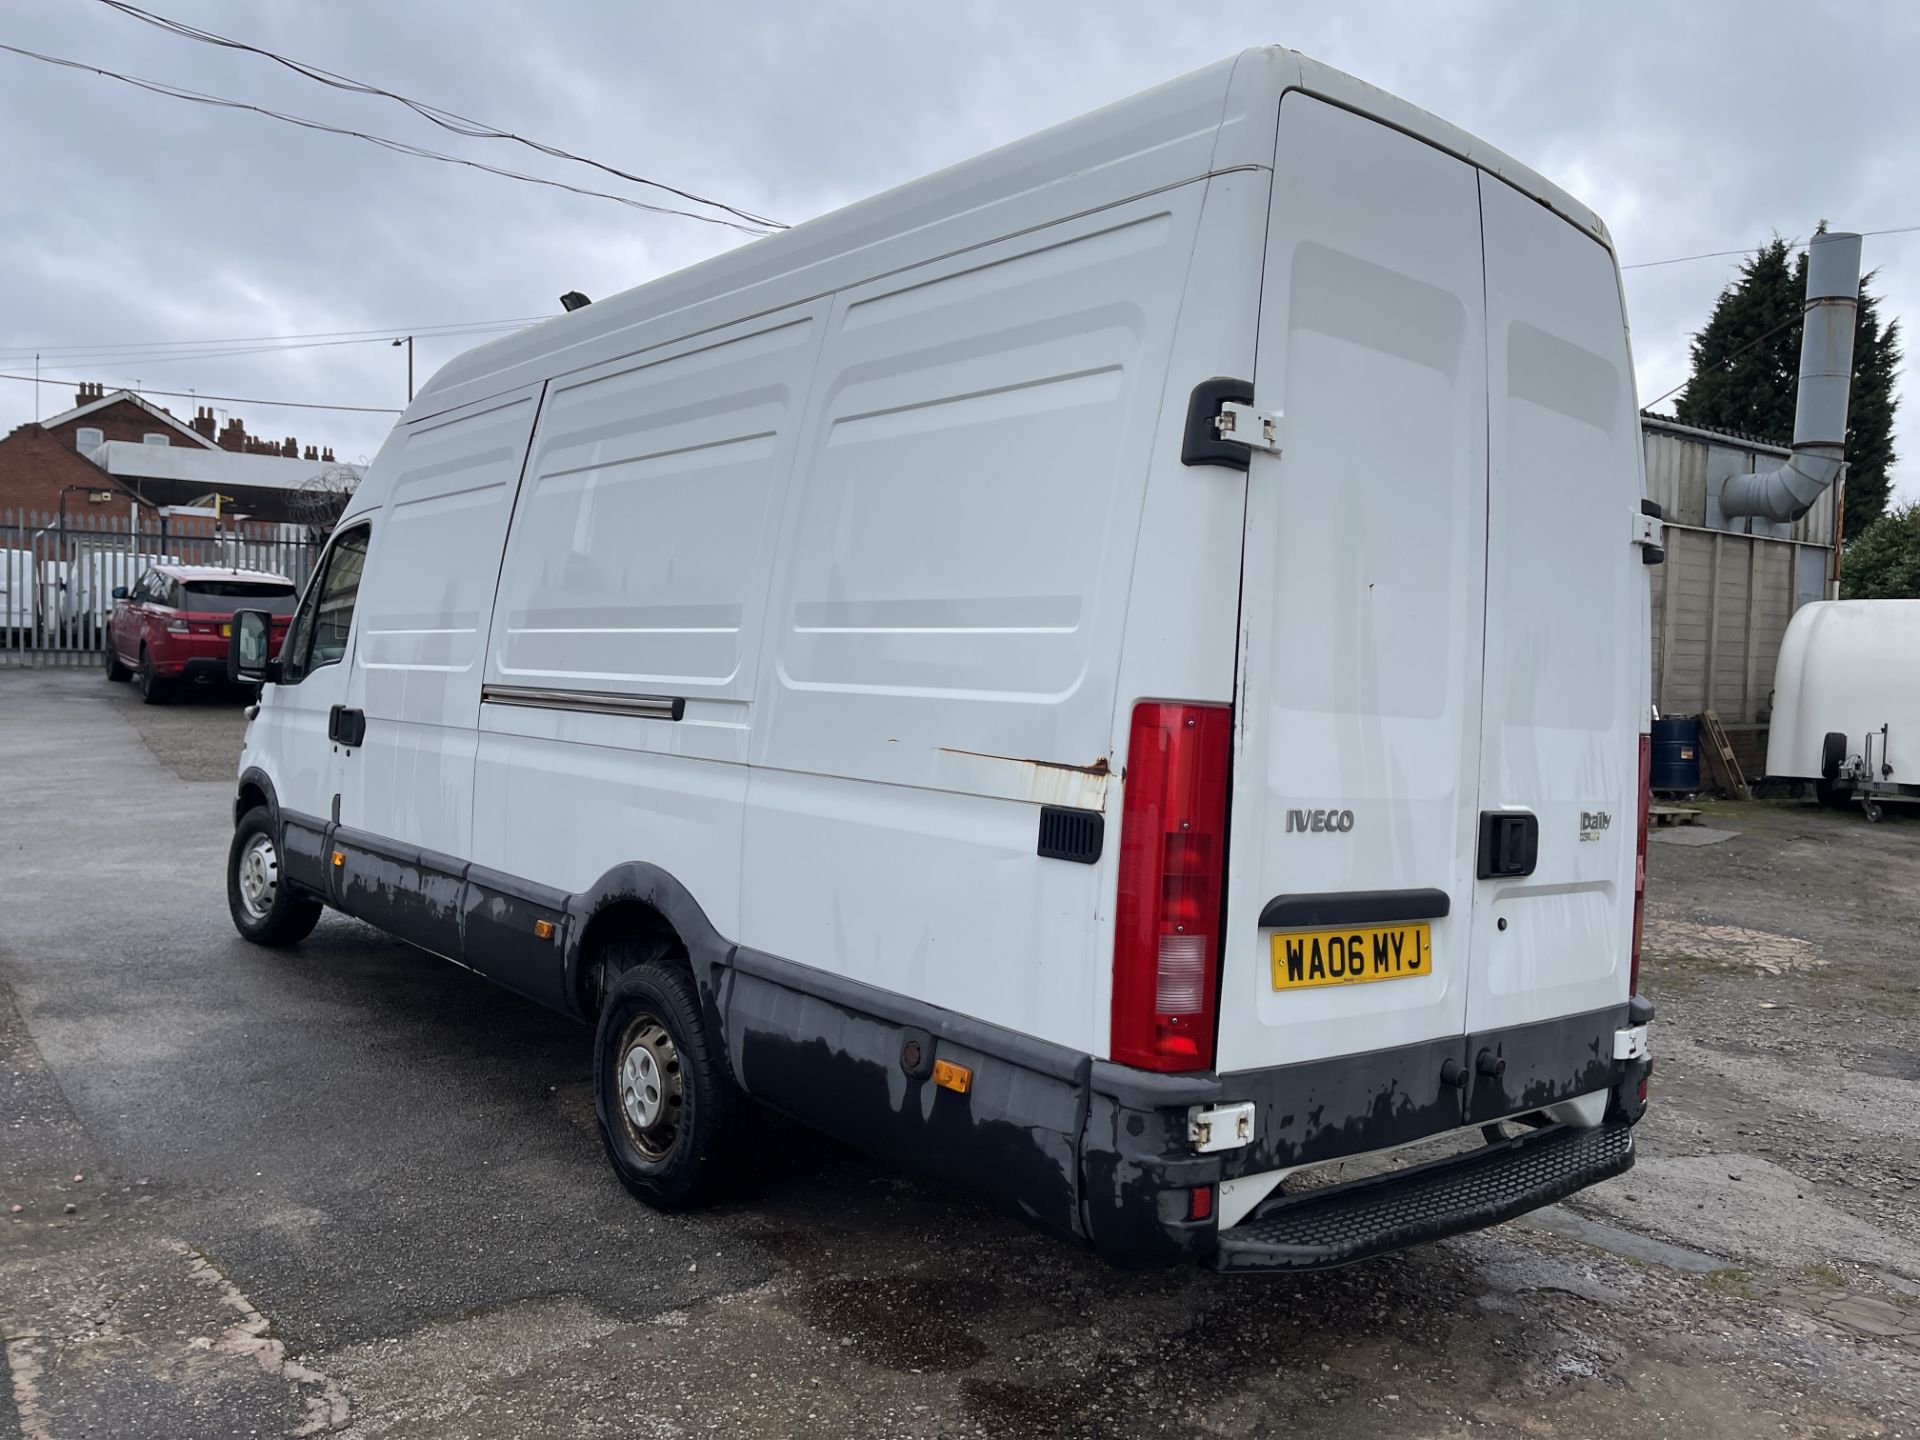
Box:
[106,564,298,703]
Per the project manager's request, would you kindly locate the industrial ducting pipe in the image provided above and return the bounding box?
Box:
[1720,230,1863,522]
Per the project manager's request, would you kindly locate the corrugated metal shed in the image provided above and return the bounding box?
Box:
[1640,413,1839,546]
[1640,413,1837,727]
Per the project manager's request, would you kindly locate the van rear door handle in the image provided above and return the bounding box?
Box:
[328,705,366,747]
[1476,811,1538,879]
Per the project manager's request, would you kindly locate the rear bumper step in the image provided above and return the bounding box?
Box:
[1210,1119,1635,1273]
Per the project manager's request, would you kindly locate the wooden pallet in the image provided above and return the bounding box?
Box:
[1698,709,1752,801]
[1649,805,1700,827]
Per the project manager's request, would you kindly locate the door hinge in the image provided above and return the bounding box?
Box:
[1216,401,1284,455]
[1633,501,1665,565]
[1188,1100,1256,1153]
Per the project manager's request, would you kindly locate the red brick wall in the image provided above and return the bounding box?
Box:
[44,394,202,452]
[0,425,138,519]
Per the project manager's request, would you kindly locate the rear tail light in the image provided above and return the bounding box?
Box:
[1111,701,1232,1072]
[166,619,189,634]
[1631,733,1650,994]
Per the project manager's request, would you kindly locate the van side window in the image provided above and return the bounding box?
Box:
[281,524,370,683]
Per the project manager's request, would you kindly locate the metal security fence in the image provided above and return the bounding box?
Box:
[1,507,322,666]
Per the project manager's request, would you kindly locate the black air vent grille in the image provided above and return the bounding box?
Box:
[1037,806,1103,864]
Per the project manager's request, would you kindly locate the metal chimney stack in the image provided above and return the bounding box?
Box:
[1720,230,1863,522]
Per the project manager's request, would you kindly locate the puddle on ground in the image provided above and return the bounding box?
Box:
[791,1274,997,1370]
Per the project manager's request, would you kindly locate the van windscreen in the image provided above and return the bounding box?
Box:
[183,581,298,615]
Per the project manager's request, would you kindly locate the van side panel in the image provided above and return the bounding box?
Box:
[342,390,540,869]
[741,192,1204,1055]
[468,307,828,961]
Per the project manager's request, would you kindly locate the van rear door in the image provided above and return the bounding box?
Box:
[1459,178,1645,1123]
[1213,94,1489,1106]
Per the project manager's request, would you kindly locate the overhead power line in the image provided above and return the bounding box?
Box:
[0,315,546,361]
[0,334,456,372]
[94,0,785,232]
[0,371,401,414]
[1623,223,1920,271]
[0,43,775,235]
[1641,310,1808,412]
[0,324,541,371]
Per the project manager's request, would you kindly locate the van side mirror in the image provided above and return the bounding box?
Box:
[111,586,129,600]
[228,609,281,685]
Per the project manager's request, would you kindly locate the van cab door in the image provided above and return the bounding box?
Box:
[246,522,371,895]
[1459,178,1645,1122]
[1213,94,1489,1137]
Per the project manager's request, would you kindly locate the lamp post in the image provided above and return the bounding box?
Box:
[56,483,97,538]
[393,336,414,402]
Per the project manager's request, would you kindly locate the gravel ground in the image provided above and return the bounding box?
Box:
[3,665,1919,1438]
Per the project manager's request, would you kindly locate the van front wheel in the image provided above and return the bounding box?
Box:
[227,807,323,946]
[594,961,743,1210]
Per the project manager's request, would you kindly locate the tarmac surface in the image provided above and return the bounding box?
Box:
[4,664,1920,1437]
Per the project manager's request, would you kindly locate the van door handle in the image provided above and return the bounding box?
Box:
[1476,811,1538,879]
[328,705,366,747]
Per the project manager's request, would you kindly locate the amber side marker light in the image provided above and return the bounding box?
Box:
[331,850,345,867]
[933,1059,973,1094]
[534,919,555,940]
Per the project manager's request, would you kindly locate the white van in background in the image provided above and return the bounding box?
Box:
[68,549,179,636]
[1,549,34,636]
[224,47,1657,1271]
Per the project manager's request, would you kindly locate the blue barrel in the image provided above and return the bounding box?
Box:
[1651,716,1701,793]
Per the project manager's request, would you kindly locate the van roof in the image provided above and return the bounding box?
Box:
[412,48,1609,420]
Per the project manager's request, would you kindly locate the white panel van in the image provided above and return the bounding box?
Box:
[224,48,1658,1272]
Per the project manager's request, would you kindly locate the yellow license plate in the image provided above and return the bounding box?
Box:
[1270,922,1431,991]
[220,623,231,637]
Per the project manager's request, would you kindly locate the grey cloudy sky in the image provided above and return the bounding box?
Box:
[3,0,1916,501]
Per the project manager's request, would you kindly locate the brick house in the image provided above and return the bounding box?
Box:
[0,383,351,530]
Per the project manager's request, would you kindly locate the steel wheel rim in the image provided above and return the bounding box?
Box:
[616,1012,684,1161]
[237,832,279,922]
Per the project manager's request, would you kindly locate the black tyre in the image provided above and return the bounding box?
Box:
[1820,731,1848,782]
[104,643,130,682]
[137,646,169,705]
[594,958,745,1209]
[1814,779,1854,811]
[227,806,324,946]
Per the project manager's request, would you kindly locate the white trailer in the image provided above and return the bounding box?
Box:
[1768,599,1920,819]
[221,47,1656,1272]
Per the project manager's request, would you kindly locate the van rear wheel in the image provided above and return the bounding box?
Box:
[227,807,323,946]
[594,960,744,1209]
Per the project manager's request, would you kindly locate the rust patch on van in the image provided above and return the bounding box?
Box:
[936,749,1112,810]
